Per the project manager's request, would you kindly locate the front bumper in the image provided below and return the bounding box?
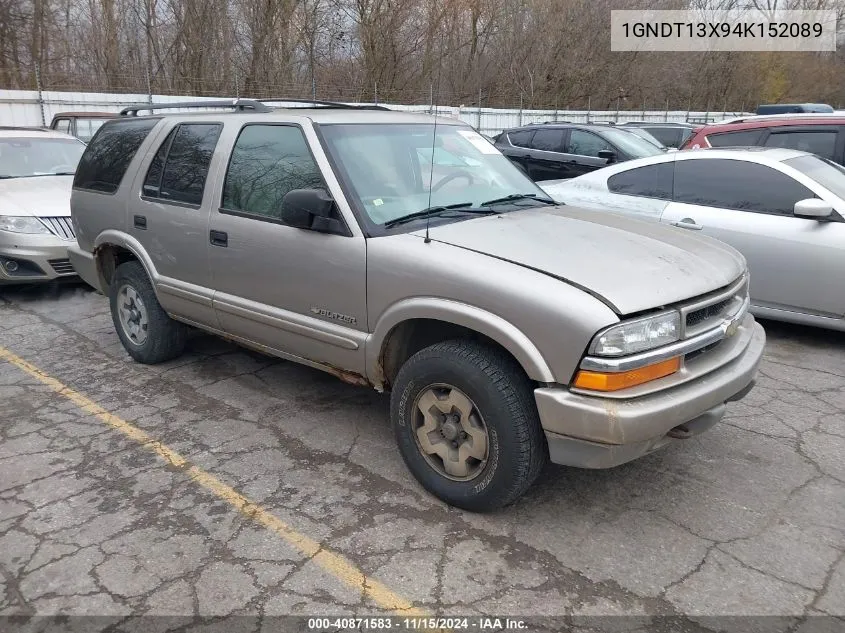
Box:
[535,314,765,469]
[0,231,77,284]
[67,244,102,293]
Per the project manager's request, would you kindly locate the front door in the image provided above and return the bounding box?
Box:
[661,157,845,317]
[207,123,368,373]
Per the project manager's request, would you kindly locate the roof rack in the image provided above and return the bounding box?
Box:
[257,98,390,111]
[120,99,272,116]
[715,112,845,125]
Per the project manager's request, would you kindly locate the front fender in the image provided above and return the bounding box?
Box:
[366,297,555,384]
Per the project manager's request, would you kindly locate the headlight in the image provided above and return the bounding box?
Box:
[0,216,50,234]
[590,311,681,357]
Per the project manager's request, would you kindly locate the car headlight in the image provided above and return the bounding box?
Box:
[590,311,681,357]
[0,216,50,234]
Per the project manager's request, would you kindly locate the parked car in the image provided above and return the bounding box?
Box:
[682,114,845,166]
[620,121,699,149]
[50,112,117,143]
[493,122,663,181]
[69,100,763,511]
[614,125,673,151]
[756,103,833,115]
[0,127,85,284]
[540,147,845,331]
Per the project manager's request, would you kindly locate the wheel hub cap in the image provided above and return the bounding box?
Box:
[117,285,149,346]
[413,385,489,481]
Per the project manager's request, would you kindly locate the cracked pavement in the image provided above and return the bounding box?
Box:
[0,282,843,631]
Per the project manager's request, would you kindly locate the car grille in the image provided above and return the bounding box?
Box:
[39,217,75,240]
[48,258,75,275]
[687,298,731,329]
[680,275,748,339]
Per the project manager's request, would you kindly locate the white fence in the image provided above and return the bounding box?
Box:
[0,89,750,136]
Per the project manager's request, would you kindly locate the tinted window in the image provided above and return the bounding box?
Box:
[142,123,221,206]
[674,158,815,216]
[643,127,683,147]
[566,129,611,157]
[531,128,565,152]
[608,162,673,199]
[222,125,323,220]
[706,129,765,147]
[508,130,534,148]
[74,118,159,193]
[142,128,176,197]
[764,130,837,160]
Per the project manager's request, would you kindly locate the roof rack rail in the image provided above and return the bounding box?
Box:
[0,125,50,132]
[120,99,272,116]
[256,98,390,111]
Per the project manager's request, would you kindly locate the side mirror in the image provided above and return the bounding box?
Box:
[597,149,617,164]
[794,198,834,220]
[280,189,347,235]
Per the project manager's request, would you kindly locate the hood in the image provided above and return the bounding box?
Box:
[0,176,74,217]
[412,206,745,315]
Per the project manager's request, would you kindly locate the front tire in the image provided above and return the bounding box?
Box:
[391,340,547,512]
[109,261,186,364]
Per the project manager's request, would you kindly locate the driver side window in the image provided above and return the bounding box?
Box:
[565,130,612,158]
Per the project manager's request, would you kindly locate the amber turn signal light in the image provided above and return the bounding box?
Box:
[573,356,681,392]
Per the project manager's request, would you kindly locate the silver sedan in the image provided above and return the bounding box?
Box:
[540,147,845,331]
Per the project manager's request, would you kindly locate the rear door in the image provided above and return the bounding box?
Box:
[761,125,844,165]
[660,157,845,317]
[497,129,534,175]
[128,121,223,326]
[524,127,571,181]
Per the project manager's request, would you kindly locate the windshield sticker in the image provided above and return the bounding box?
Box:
[457,130,499,154]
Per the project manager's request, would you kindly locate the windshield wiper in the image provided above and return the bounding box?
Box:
[384,203,498,228]
[480,193,556,207]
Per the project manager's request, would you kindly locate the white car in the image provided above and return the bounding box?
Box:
[540,147,845,331]
[0,128,86,284]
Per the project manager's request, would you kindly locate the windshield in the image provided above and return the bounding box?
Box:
[623,127,666,149]
[0,137,86,178]
[600,128,664,158]
[783,154,845,200]
[318,123,549,230]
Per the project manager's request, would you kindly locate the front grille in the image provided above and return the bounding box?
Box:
[48,258,75,275]
[39,217,75,240]
[686,298,731,329]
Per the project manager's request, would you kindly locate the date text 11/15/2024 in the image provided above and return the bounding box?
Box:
[307,617,528,631]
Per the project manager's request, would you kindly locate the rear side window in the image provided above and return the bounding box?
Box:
[508,130,534,148]
[74,118,159,193]
[221,125,324,220]
[764,129,838,160]
[674,158,814,216]
[706,129,765,147]
[608,162,673,199]
[142,123,222,206]
[531,128,565,152]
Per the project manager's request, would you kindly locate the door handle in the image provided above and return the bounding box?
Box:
[671,219,703,231]
[209,230,228,247]
[133,215,147,230]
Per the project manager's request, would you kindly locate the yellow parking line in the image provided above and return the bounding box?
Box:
[0,345,425,616]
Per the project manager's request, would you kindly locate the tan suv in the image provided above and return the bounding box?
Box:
[69,100,765,511]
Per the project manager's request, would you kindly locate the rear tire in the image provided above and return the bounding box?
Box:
[109,261,186,364]
[391,339,547,512]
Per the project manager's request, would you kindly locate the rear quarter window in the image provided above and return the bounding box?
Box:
[73,118,160,193]
[706,129,765,147]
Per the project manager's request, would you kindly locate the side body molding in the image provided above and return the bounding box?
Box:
[366,297,556,384]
